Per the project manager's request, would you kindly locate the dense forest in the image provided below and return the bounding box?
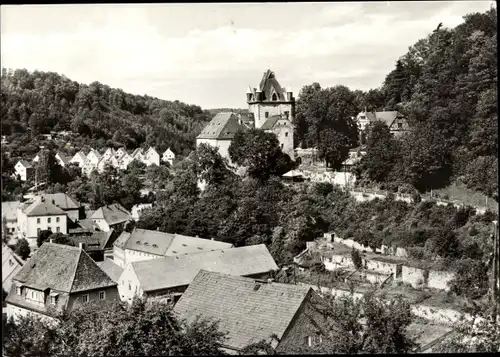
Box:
[0,69,212,158]
[294,8,497,199]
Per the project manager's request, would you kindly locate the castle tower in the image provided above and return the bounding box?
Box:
[246,69,295,129]
[246,70,295,159]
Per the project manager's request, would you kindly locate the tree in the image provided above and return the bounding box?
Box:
[145,164,170,190]
[351,249,363,269]
[37,229,53,247]
[449,259,489,300]
[228,129,294,181]
[47,232,73,246]
[14,238,31,260]
[194,143,235,188]
[317,128,351,170]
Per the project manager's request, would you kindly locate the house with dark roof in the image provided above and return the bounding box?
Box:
[5,242,119,322]
[69,229,119,261]
[16,197,68,248]
[162,148,175,165]
[196,112,246,161]
[118,244,278,303]
[112,228,234,268]
[89,203,131,233]
[97,259,124,284]
[356,110,410,137]
[69,151,88,168]
[173,270,330,354]
[260,114,294,159]
[55,152,71,167]
[14,160,33,181]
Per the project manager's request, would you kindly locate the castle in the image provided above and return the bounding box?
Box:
[196,69,296,161]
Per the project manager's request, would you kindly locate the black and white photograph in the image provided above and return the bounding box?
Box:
[1,1,498,355]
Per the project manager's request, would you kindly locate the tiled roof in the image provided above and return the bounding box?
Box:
[260,116,281,130]
[258,70,287,102]
[90,203,131,226]
[69,230,116,251]
[75,218,97,231]
[2,201,21,221]
[132,244,278,292]
[113,231,130,249]
[18,160,33,168]
[173,270,311,351]
[96,259,123,283]
[196,112,245,140]
[40,193,80,210]
[374,111,400,128]
[23,198,66,217]
[122,228,233,256]
[56,152,71,166]
[11,242,116,293]
[72,151,87,162]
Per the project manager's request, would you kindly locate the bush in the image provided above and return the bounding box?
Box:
[14,238,31,260]
[351,249,363,269]
[449,259,489,300]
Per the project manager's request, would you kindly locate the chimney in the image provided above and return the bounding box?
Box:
[211,237,214,241]
[79,242,84,250]
[49,239,54,243]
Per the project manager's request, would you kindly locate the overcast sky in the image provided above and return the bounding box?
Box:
[1,1,495,109]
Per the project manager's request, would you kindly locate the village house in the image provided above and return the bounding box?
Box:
[131,148,144,162]
[143,147,160,166]
[5,242,119,323]
[162,148,175,165]
[356,110,410,137]
[38,193,82,223]
[69,229,119,262]
[14,160,33,181]
[2,201,21,238]
[89,203,131,233]
[70,151,88,168]
[118,244,278,303]
[102,147,115,162]
[2,243,24,294]
[130,203,153,221]
[86,149,102,166]
[115,147,128,158]
[54,151,71,168]
[112,228,234,268]
[364,256,404,279]
[173,270,329,354]
[17,197,68,248]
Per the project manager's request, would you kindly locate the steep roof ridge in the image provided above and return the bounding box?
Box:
[67,247,83,294]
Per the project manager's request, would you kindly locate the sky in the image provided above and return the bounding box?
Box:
[1,1,495,109]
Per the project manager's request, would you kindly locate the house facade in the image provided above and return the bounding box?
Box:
[5,242,119,322]
[39,193,81,223]
[17,197,68,248]
[2,201,21,238]
[173,270,328,354]
[143,147,160,166]
[162,148,175,165]
[118,244,278,303]
[356,110,410,138]
[14,160,33,181]
[70,151,88,168]
[2,243,24,293]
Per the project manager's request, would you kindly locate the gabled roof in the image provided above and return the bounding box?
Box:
[2,243,24,292]
[173,270,312,350]
[2,201,21,221]
[374,111,401,128]
[196,112,245,140]
[131,148,143,158]
[71,151,87,162]
[96,259,123,283]
[90,203,131,226]
[17,160,32,169]
[69,229,117,250]
[121,228,233,256]
[87,149,102,159]
[23,198,66,217]
[113,231,131,249]
[163,148,175,156]
[132,244,278,293]
[10,242,116,293]
[40,193,80,210]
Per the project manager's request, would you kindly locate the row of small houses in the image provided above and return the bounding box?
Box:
[296,233,455,291]
[3,227,333,354]
[14,147,176,181]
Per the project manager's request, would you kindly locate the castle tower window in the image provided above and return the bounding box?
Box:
[285,132,288,137]
[272,93,278,101]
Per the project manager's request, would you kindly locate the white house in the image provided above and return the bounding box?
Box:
[113,228,234,268]
[82,160,97,177]
[70,151,88,168]
[38,193,81,224]
[115,147,128,158]
[86,149,102,166]
[131,203,153,221]
[143,147,160,166]
[162,148,175,166]
[118,153,133,170]
[102,147,115,162]
[55,152,71,168]
[17,197,68,248]
[2,201,21,238]
[14,160,34,182]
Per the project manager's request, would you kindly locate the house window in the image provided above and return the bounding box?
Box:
[56,217,60,223]
[281,144,284,149]
[56,227,60,233]
[272,93,278,101]
[50,296,58,305]
[265,112,269,118]
[9,259,13,267]
[16,287,22,296]
[37,228,41,236]
[99,291,106,300]
[306,336,313,347]
[284,111,289,117]
[48,227,52,232]
[129,282,132,291]
[48,217,51,223]
[285,132,288,137]
[397,123,403,129]
[82,294,89,303]
[37,218,41,224]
